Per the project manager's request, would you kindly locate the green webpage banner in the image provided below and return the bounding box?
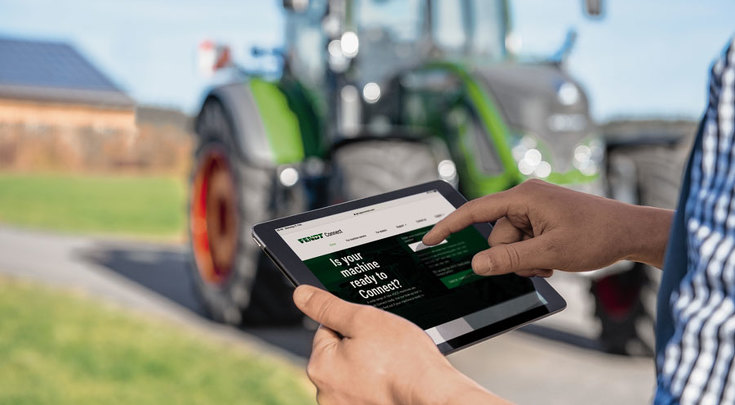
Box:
[303,224,536,330]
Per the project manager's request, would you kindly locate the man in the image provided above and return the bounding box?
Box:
[293,37,735,405]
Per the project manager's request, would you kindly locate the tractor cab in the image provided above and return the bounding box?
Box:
[284,0,511,137]
[283,0,604,200]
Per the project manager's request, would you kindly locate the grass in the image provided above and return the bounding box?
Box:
[0,276,315,405]
[0,172,186,238]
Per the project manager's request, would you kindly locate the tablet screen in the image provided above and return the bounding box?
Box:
[275,189,548,347]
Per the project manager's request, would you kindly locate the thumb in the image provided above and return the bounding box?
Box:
[293,285,359,335]
[471,235,555,275]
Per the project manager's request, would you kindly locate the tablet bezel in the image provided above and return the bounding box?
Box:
[252,180,566,354]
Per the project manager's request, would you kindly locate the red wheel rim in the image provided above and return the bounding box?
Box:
[594,274,641,319]
[190,148,239,285]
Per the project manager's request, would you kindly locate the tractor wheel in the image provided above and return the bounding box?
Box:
[592,262,655,355]
[188,99,302,325]
[330,138,448,201]
[593,144,685,355]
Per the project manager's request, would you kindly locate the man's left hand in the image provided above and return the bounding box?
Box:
[293,285,507,405]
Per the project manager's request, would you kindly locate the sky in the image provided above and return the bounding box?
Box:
[512,1,735,120]
[0,0,733,122]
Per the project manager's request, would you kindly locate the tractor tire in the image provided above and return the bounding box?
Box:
[627,144,687,210]
[331,138,447,201]
[188,99,302,326]
[594,143,686,355]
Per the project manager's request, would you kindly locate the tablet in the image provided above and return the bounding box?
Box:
[252,180,565,354]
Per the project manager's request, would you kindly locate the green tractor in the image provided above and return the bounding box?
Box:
[189,0,653,354]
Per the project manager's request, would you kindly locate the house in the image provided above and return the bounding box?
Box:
[0,36,136,170]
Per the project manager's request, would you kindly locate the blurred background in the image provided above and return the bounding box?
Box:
[0,1,733,404]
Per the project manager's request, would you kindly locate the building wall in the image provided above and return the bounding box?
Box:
[0,98,135,132]
[0,98,192,175]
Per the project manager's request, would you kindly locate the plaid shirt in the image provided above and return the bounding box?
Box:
[656,37,735,404]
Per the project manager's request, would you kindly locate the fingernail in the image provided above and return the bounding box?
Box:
[293,286,314,307]
[471,254,492,274]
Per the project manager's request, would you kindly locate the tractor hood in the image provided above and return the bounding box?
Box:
[474,63,595,172]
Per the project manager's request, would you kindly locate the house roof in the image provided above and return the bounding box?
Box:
[0,37,135,108]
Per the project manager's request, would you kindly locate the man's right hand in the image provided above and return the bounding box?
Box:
[423,179,673,277]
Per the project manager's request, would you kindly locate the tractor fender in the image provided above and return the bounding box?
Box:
[196,79,305,168]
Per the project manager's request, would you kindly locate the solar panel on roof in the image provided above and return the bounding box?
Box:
[0,37,120,91]
[0,37,133,107]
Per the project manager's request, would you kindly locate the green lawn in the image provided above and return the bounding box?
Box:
[0,173,186,238]
[0,277,315,405]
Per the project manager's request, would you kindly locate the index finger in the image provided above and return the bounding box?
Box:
[293,285,361,336]
[423,191,512,245]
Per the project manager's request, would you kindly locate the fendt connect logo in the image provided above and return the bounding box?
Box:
[297,229,343,244]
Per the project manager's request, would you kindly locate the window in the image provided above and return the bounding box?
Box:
[468,0,506,60]
[357,0,424,43]
[285,0,328,84]
[431,0,467,52]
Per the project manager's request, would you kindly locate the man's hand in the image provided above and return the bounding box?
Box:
[293,285,509,405]
[423,179,673,276]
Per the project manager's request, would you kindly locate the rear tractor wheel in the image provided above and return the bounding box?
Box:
[188,100,302,325]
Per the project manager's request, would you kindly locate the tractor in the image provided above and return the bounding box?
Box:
[188,0,665,355]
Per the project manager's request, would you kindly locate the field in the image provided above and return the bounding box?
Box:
[0,276,315,405]
[0,173,186,238]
